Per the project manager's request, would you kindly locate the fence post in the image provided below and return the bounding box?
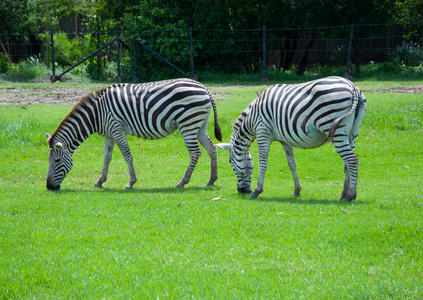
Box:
[189,27,197,80]
[50,31,60,82]
[261,25,267,80]
[344,24,354,79]
[132,38,138,82]
[50,32,57,82]
[116,32,121,82]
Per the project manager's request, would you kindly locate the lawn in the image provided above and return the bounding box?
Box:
[0,80,422,298]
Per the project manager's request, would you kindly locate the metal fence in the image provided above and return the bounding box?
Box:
[0,23,415,81]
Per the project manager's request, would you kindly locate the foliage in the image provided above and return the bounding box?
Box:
[38,32,85,67]
[0,0,79,34]
[392,41,423,66]
[0,53,9,73]
[195,62,423,84]
[0,0,401,79]
[1,0,422,80]
[0,0,33,34]
[394,0,423,41]
[0,81,422,298]
[1,57,48,81]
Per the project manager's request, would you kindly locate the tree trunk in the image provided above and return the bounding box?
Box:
[296,30,317,76]
[280,32,298,71]
[353,43,360,74]
[0,39,13,66]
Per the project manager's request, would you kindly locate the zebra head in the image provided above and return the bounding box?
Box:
[46,134,73,190]
[217,143,253,194]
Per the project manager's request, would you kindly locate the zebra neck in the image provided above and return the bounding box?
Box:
[231,130,254,151]
[231,106,255,151]
[231,123,255,152]
[53,102,100,152]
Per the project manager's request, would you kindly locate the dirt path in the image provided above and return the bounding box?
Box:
[0,87,95,105]
[0,86,247,105]
[0,84,422,105]
[361,86,423,94]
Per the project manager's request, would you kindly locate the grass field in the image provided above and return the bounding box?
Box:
[0,79,422,298]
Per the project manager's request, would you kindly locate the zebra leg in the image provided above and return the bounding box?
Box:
[281,143,302,197]
[333,139,358,201]
[251,134,272,199]
[341,165,350,199]
[94,136,115,188]
[177,133,201,187]
[337,98,365,201]
[340,131,360,199]
[198,129,218,186]
[114,134,137,189]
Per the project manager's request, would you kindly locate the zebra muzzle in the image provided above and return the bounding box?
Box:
[238,185,252,194]
[46,176,60,190]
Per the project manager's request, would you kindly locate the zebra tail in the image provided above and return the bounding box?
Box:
[328,86,361,142]
[210,94,223,142]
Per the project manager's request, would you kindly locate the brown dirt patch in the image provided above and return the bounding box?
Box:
[0,86,237,105]
[363,86,423,94]
[1,84,421,106]
[0,87,96,105]
[209,85,265,101]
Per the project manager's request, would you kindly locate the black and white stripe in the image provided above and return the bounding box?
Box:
[218,76,366,200]
[46,78,222,190]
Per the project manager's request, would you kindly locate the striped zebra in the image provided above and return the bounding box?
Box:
[217,76,366,201]
[46,78,222,190]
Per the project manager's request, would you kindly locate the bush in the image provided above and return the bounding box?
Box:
[4,57,48,81]
[39,32,85,67]
[393,41,423,66]
[0,53,9,73]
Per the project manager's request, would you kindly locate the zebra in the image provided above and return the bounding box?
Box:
[46,78,222,190]
[217,76,366,201]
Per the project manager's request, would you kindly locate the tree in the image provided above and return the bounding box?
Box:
[394,0,423,41]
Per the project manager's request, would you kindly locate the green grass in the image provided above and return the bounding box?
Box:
[199,62,423,85]
[0,82,422,298]
[2,61,423,87]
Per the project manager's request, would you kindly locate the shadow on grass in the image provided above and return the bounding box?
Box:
[52,185,221,194]
[242,195,369,205]
[49,186,368,205]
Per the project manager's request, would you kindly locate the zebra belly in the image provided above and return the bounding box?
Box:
[127,121,177,140]
[274,127,328,149]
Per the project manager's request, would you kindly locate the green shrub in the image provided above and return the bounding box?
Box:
[0,53,9,73]
[39,32,85,67]
[392,41,423,66]
[5,58,48,81]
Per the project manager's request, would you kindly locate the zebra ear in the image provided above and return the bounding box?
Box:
[216,143,231,151]
[54,142,63,150]
[46,133,51,141]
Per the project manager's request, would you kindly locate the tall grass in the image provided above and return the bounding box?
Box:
[393,41,423,66]
[0,58,48,82]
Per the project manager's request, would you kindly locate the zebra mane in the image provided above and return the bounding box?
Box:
[48,88,107,147]
[231,105,252,140]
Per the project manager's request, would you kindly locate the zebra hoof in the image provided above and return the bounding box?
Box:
[294,187,301,197]
[176,183,184,188]
[237,186,252,194]
[206,181,215,187]
[94,178,106,188]
[125,184,134,189]
[340,193,356,201]
[250,190,261,199]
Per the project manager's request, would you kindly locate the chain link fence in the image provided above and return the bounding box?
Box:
[0,23,418,82]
